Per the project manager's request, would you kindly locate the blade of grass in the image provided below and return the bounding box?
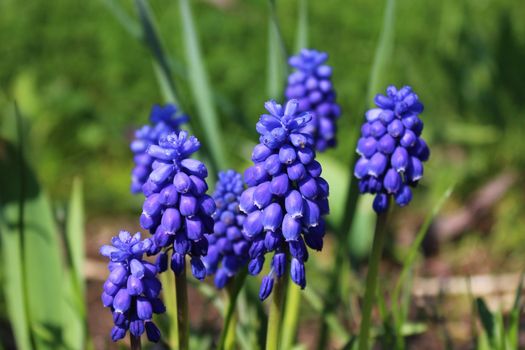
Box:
[178,0,227,169]
[101,0,141,39]
[0,135,32,349]
[391,185,453,349]
[65,178,85,299]
[134,0,181,106]
[294,0,308,52]
[392,186,454,301]
[62,178,86,350]
[267,0,289,100]
[218,269,248,350]
[507,271,524,350]
[476,298,495,348]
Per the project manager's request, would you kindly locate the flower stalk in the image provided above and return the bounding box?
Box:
[175,268,189,350]
[130,334,142,350]
[358,203,390,350]
[266,271,287,350]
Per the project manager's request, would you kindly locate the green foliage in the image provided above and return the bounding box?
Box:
[475,273,523,350]
[0,108,86,350]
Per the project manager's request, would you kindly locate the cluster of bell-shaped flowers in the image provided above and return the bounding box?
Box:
[203,170,250,288]
[139,131,216,280]
[285,49,341,152]
[100,231,165,342]
[130,104,187,193]
[354,85,430,213]
[239,99,329,300]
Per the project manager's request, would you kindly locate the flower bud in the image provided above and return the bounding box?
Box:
[263,203,283,232]
[181,159,207,178]
[159,184,179,205]
[377,134,396,154]
[248,256,265,275]
[282,214,301,241]
[357,137,377,158]
[395,185,412,206]
[383,168,401,194]
[252,144,272,162]
[190,257,206,280]
[391,147,409,173]
[113,289,131,313]
[179,194,198,216]
[368,152,387,177]
[171,253,185,275]
[243,210,263,238]
[270,173,290,196]
[298,176,318,199]
[290,258,306,288]
[253,181,273,209]
[127,276,143,296]
[373,193,389,213]
[264,154,282,175]
[287,161,306,181]
[161,208,181,233]
[387,119,404,138]
[173,172,192,193]
[185,216,204,240]
[272,253,286,277]
[145,322,161,343]
[285,190,304,218]
[279,144,297,164]
[259,276,274,301]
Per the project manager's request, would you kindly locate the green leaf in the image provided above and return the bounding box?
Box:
[391,185,453,345]
[62,178,86,350]
[65,178,85,297]
[0,106,64,349]
[507,272,524,350]
[0,140,32,350]
[267,0,288,99]
[178,0,227,168]
[366,0,397,102]
[100,0,141,39]
[476,298,495,347]
[294,0,308,53]
[134,0,180,106]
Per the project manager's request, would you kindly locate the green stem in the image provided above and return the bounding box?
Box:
[161,270,179,350]
[266,274,287,350]
[220,280,238,350]
[130,334,142,350]
[358,206,390,350]
[281,280,302,350]
[175,268,189,350]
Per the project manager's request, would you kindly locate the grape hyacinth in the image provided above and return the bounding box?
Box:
[354,85,429,213]
[285,49,341,152]
[130,104,187,193]
[100,231,165,343]
[203,170,250,288]
[240,99,329,300]
[139,131,215,280]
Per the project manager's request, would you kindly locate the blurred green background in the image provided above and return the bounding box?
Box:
[1,0,525,348]
[1,0,524,258]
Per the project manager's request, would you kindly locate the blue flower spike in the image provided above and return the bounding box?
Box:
[100,231,165,343]
[354,85,429,213]
[130,104,188,194]
[286,49,341,152]
[240,99,330,300]
[203,170,251,288]
[140,131,215,280]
